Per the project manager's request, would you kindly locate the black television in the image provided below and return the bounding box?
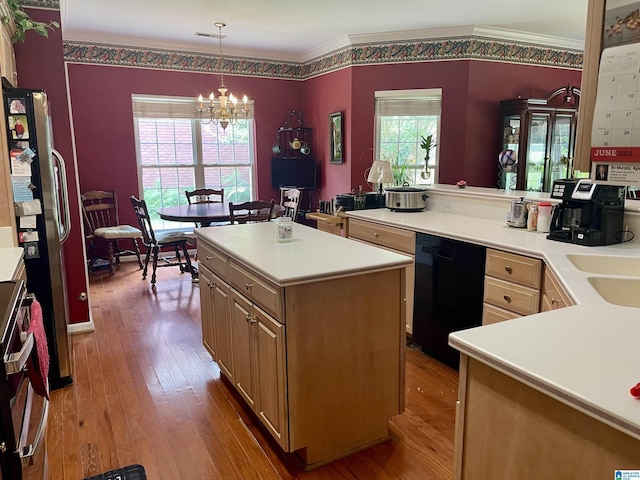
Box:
[271,156,317,189]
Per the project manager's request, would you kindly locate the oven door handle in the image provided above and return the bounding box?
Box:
[4,332,34,375]
[17,383,49,467]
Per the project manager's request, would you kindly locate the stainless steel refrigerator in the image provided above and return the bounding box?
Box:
[4,88,73,390]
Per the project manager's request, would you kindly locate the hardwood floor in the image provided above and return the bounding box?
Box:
[47,262,458,479]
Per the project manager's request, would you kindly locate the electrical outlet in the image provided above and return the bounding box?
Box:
[442,202,453,212]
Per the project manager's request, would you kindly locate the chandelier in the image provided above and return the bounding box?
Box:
[196,22,248,131]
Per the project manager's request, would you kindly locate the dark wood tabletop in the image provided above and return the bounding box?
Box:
[157,203,283,227]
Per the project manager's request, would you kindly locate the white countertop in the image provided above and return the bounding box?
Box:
[0,247,23,281]
[347,207,640,441]
[195,221,412,286]
[0,227,23,282]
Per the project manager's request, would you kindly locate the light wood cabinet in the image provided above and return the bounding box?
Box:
[0,1,18,233]
[199,266,216,359]
[229,260,282,319]
[348,217,415,334]
[196,234,404,468]
[254,303,287,448]
[229,289,259,410]
[454,355,640,479]
[482,249,541,324]
[0,0,16,88]
[200,265,234,380]
[201,250,285,443]
[540,265,574,312]
[482,303,521,325]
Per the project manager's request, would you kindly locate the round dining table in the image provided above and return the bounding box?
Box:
[157,203,284,227]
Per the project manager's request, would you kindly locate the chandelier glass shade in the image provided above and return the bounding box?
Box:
[196,22,248,131]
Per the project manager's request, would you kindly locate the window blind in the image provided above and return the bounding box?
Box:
[131,94,255,119]
[374,89,442,116]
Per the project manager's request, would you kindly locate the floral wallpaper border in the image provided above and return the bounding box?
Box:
[65,35,582,79]
[20,0,59,8]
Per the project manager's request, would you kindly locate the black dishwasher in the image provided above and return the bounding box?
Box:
[413,233,486,369]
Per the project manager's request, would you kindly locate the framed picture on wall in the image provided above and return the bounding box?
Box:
[329,111,343,164]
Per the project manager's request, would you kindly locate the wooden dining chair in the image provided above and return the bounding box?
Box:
[280,188,301,221]
[81,190,143,276]
[229,200,275,224]
[130,195,196,289]
[185,188,226,228]
[185,188,224,204]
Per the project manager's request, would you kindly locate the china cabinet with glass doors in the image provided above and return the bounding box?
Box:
[499,86,580,192]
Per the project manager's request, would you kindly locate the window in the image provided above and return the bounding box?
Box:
[132,95,255,230]
[375,89,442,185]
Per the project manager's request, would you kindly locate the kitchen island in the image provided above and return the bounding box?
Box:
[195,222,412,469]
[346,186,640,478]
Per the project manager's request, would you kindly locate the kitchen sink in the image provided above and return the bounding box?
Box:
[566,254,640,277]
[587,277,640,308]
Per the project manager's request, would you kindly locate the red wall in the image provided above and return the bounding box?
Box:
[15,8,91,324]
[351,61,472,191]
[65,53,581,219]
[66,64,303,226]
[462,62,582,187]
[302,67,353,202]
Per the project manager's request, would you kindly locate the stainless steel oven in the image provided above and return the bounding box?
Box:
[0,280,48,480]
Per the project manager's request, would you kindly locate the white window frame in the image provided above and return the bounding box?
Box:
[132,94,256,231]
[374,89,442,186]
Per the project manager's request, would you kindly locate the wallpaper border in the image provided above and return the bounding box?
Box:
[64,35,583,79]
[19,0,59,8]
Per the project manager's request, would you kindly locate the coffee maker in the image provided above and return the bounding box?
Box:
[547,178,626,246]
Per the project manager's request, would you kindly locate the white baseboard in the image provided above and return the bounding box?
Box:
[69,320,95,334]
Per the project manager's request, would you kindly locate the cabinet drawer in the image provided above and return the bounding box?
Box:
[484,276,540,316]
[541,267,574,311]
[348,218,415,254]
[229,261,282,320]
[485,249,542,288]
[198,241,228,280]
[482,303,522,325]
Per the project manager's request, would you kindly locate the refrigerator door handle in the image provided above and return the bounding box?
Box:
[52,149,71,244]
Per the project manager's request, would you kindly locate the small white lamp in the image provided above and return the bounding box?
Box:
[367,160,394,195]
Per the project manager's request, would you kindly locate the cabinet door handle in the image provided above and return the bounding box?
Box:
[503,294,512,303]
[207,280,213,288]
[504,265,513,274]
[246,314,252,322]
[206,256,213,261]
[373,232,379,238]
[245,283,253,290]
[551,297,558,305]
[249,317,257,325]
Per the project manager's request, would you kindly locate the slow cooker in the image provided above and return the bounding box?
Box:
[385,185,428,211]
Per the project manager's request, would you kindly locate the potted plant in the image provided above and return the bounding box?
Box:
[390,157,412,185]
[1,0,59,43]
[420,134,437,180]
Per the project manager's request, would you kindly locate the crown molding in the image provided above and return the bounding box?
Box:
[471,25,584,51]
[64,28,583,80]
[303,24,584,62]
[62,24,585,65]
[61,32,305,63]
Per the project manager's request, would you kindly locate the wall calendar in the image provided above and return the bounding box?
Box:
[591,43,640,185]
